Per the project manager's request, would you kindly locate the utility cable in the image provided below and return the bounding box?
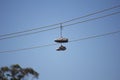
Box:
[61,5,120,24]
[0,11,120,41]
[0,27,59,40]
[0,43,57,54]
[0,29,120,54]
[0,5,120,38]
[63,11,120,27]
[69,30,120,42]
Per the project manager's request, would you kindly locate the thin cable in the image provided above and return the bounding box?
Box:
[0,27,59,40]
[0,30,120,54]
[69,30,120,42]
[0,5,120,37]
[60,23,63,46]
[0,43,57,54]
[61,5,120,24]
[60,23,63,38]
[63,11,120,27]
[0,24,59,37]
[0,11,119,40]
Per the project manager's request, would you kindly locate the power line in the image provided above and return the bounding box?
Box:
[63,11,120,27]
[0,11,120,40]
[0,30,120,54]
[61,5,120,24]
[0,5,120,38]
[69,30,120,42]
[0,44,57,54]
[0,27,59,40]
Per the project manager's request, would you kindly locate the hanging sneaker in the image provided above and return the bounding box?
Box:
[55,37,68,43]
[56,45,66,51]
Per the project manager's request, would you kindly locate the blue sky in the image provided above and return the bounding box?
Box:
[0,0,120,80]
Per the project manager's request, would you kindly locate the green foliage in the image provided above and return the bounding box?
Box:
[0,64,39,80]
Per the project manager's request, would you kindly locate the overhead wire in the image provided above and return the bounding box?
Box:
[0,43,57,54]
[0,11,120,40]
[63,11,120,27]
[0,5,120,38]
[0,27,59,40]
[0,29,120,54]
[69,30,120,42]
[61,5,120,24]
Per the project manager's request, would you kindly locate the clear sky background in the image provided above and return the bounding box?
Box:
[0,0,120,80]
